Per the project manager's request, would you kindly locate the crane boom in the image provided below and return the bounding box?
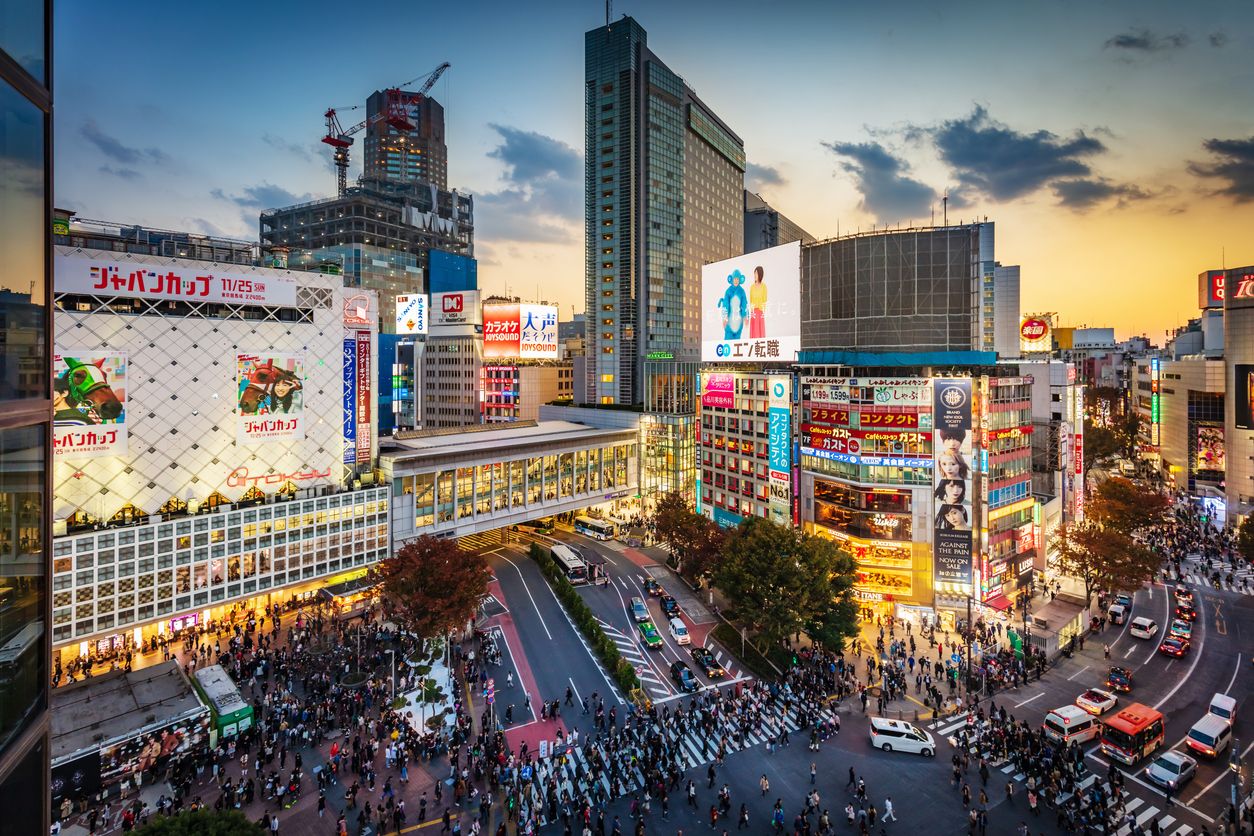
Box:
[319,63,450,196]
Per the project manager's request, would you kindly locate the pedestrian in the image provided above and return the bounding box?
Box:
[1103,643,1110,659]
[883,797,897,822]
[760,775,769,797]
[810,763,817,785]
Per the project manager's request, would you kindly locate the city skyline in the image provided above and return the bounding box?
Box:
[54,0,1254,340]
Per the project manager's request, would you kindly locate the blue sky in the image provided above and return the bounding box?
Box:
[56,0,1254,337]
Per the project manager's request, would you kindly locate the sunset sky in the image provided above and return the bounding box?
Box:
[55,0,1254,341]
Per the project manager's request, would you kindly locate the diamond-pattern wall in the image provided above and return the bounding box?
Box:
[54,248,377,522]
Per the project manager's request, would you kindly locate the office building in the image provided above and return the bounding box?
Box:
[50,249,388,676]
[1224,265,1254,522]
[584,16,745,407]
[363,90,447,191]
[0,5,53,827]
[990,265,1021,358]
[801,223,997,354]
[260,178,474,333]
[743,191,815,253]
[482,364,575,423]
[419,290,484,429]
[427,249,477,294]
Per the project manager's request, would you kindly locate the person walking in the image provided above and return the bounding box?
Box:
[883,797,897,822]
[760,775,770,797]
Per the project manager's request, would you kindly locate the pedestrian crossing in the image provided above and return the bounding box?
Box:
[596,619,669,697]
[1178,570,1254,595]
[522,700,834,827]
[930,726,1200,836]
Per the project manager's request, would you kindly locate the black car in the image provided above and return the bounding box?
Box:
[690,645,725,678]
[644,578,663,597]
[1107,665,1134,693]
[670,661,699,692]
[1175,602,1198,622]
[660,595,680,618]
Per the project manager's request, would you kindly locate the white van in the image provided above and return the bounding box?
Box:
[668,617,690,645]
[1107,604,1128,625]
[1042,705,1101,745]
[1209,693,1237,724]
[1186,714,1233,758]
[869,717,936,757]
[1129,616,1158,639]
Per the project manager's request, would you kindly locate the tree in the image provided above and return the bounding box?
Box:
[1050,519,1160,610]
[133,809,260,835]
[652,491,691,557]
[1088,477,1169,537]
[1237,516,1254,564]
[650,491,726,582]
[714,517,857,649]
[1082,425,1121,474]
[371,535,491,646]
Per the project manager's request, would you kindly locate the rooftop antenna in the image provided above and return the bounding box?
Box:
[942,191,949,226]
[606,0,610,25]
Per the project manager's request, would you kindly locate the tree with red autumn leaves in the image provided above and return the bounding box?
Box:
[371,536,491,644]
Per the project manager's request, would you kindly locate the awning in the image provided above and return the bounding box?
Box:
[982,593,1013,612]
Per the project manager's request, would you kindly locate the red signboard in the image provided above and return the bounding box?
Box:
[859,411,919,428]
[988,425,1034,441]
[1020,318,1049,341]
[483,303,522,359]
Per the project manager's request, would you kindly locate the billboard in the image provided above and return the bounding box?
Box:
[482,303,559,359]
[53,353,128,459]
[432,290,482,326]
[342,338,357,465]
[1198,271,1225,309]
[57,254,298,307]
[483,302,520,357]
[1019,315,1052,353]
[1236,364,1254,430]
[236,354,305,444]
[768,377,792,525]
[1196,426,1225,472]
[701,240,801,362]
[932,378,973,586]
[701,373,736,409]
[395,294,428,335]
[354,332,372,463]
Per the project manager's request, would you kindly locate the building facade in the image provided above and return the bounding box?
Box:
[0,3,53,827]
[364,90,447,191]
[743,191,815,253]
[482,364,575,423]
[420,329,482,429]
[583,16,745,407]
[53,212,258,265]
[50,250,388,669]
[1225,265,1254,521]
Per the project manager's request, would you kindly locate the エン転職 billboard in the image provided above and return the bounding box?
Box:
[395,294,428,335]
[236,354,305,444]
[701,240,801,363]
[932,378,973,586]
[53,353,128,459]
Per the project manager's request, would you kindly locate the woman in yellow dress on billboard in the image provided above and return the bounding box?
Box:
[749,265,767,339]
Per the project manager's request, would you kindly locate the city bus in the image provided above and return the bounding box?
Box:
[193,664,254,738]
[574,516,615,540]
[1100,702,1165,765]
[550,544,589,584]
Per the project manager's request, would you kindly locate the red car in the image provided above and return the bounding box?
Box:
[1158,636,1190,658]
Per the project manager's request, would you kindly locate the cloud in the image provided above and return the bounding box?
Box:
[1052,178,1151,209]
[822,140,936,223]
[1189,136,1254,202]
[262,133,312,160]
[1208,31,1228,48]
[1103,28,1189,52]
[928,106,1105,201]
[210,183,315,209]
[477,124,582,243]
[746,162,785,190]
[98,165,142,181]
[81,119,169,165]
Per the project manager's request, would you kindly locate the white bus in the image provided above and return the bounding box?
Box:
[550,544,589,584]
[574,516,615,540]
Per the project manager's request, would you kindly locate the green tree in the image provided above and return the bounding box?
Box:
[650,491,725,581]
[1237,516,1254,564]
[714,517,857,648]
[371,535,491,647]
[1081,425,1121,474]
[133,809,261,835]
[652,491,691,559]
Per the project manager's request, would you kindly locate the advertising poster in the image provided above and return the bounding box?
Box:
[701,240,801,362]
[1196,426,1225,471]
[236,354,305,444]
[701,373,736,409]
[519,304,559,358]
[57,254,300,307]
[932,378,973,585]
[355,332,372,463]
[768,377,792,525]
[483,303,521,358]
[1019,315,1052,353]
[432,290,482,326]
[1236,364,1254,430]
[342,338,357,465]
[53,353,128,459]
[98,714,210,793]
[395,294,428,335]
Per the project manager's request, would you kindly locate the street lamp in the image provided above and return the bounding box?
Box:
[386,648,396,702]
[1230,738,1243,832]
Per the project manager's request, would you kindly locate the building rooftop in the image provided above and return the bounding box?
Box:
[51,661,207,763]
[381,420,636,465]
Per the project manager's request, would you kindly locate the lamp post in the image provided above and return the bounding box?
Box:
[965,595,973,697]
[386,649,396,702]
[1230,738,1243,833]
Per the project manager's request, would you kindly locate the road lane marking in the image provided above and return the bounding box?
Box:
[1187,737,1254,805]
[1014,693,1043,708]
[497,554,553,640]
[1067,665,1091,681]
[1123,645,1137,659]
[1152,607,1204,711]
[1224,654,1242,694]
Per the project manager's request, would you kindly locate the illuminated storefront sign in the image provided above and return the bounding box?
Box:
[395,294,428,335]
[226,466,333,488]
[987,426,1033,441]
[1150,358,1161,446]
[768,378,792,525]
[702,373,736,409]
[932,378,973,586]
[988,496,1035,521]
[58,254,299,307]
[1020,315,1052,352]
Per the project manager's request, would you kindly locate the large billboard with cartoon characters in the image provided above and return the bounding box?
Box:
[236,354,305,444]
[53,353,128,459]
[701,240,801,363]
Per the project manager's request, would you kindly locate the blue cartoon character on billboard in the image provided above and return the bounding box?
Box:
[719,269,748,340]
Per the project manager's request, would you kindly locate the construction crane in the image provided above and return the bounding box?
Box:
[321,62,450,197]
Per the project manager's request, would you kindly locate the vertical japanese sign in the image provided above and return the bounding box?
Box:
[53,353,128,459]
[1073,384,1085,520]
[395,294,428,335]
[932,378,973,586]
[342,337,357,465]
[236,354,305,444]
[768,377,792,526]
[482,303,521,359]
[355,331,372,463]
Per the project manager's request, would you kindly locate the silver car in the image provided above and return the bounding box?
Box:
[1144,750,1197,789]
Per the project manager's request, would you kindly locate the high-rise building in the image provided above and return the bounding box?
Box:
[364,91,447,191]
[0,3,53,828]
[584,16,745,407]
[990,264,1021,358]
[743,191,815,253]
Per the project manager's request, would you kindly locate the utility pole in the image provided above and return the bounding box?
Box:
[965,595,973,696]
[1231,738,1243,833]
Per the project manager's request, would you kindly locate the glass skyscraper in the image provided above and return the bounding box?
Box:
[0,0,53,830]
